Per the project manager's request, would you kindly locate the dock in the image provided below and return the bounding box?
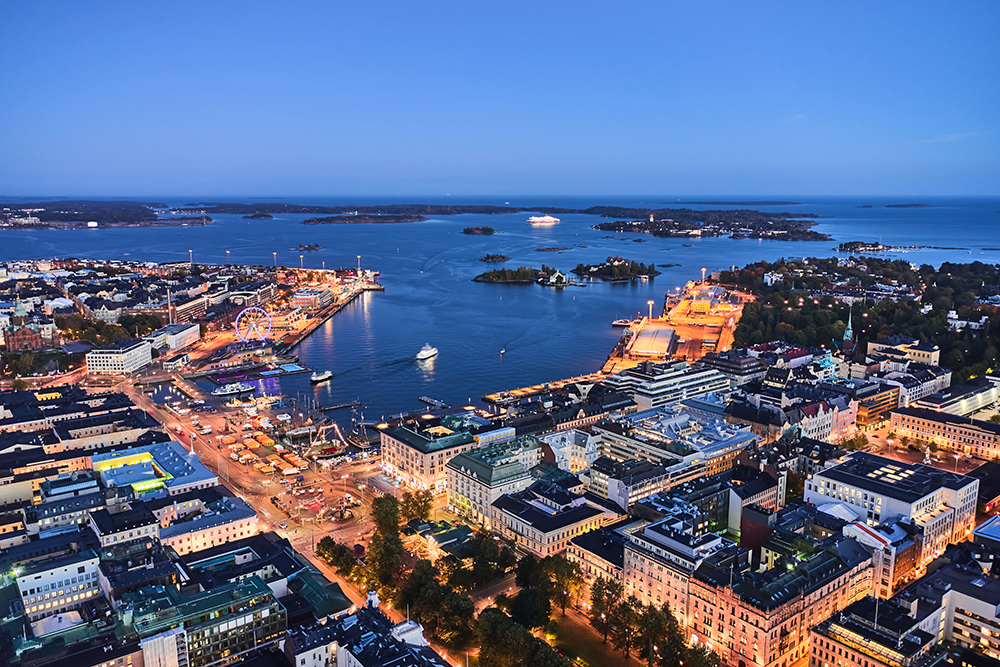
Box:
[418,396,450,409]
[280,280,384,351]
[483,371,610,405]
[320,400,362,412]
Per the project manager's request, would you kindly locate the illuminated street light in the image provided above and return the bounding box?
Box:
[273,252,277,268]
[226,250,230,264]
[648,300,655,320]
[188,249,193,264]
[300,254,304,269]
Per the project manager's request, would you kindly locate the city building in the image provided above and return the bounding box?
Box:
[537,428,598,473]
[380,414,488,491]
[602,360,733,411]
[91,440,218,497]
[85,337,153,375]
[805,453,979,569]
[444,434,542,527]
[16,548,102,622]
[158,495,259,556]
[890,406,1000,460]
[491,481,605,557]
[912,376,1000,417]
[143,322,201,351]
[868,335,941,366]
[809,597,944,667]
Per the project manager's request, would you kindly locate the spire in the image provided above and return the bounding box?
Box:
[844,309,853,340]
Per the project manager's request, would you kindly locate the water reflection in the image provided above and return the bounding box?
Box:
[416,356,435,378]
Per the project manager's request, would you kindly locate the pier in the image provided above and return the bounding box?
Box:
[483,371,610,405]
[320,400,362,412]
[280,280,384,351]
[417,396,450,409]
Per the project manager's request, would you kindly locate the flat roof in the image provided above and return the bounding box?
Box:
[817,452,976,504]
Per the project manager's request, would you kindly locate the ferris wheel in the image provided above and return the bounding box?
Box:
[234,306,272,343]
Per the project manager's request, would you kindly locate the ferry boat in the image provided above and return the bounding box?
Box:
[211,382,255,397]
[310,370,333,384]
[612,318,639,327]
[527,215,560,225]
[416,344,438,360]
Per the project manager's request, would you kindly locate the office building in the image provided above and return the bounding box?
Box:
[85,337,153,375]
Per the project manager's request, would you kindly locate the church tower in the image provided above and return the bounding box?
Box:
[843,309,855,358]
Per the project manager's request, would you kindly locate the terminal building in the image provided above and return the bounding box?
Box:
[602,360,732,411]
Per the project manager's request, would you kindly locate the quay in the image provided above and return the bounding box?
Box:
[418,396,450,409]
[280,280,384,351]
[483,371,609,405]
[320,400,362,412]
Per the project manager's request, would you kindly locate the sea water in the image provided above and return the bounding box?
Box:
[2,195,998,419]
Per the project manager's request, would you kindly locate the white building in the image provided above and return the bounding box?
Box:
[158,496,259,556]
[143,322,201,351]
[602,360,732,411]
[805,452,978,569]
[16,549,102,621]
[85,337,152,375]
[538,429,598,473]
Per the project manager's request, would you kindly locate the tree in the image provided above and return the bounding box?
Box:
[400,489,434,523]
[315,537,357,577]
[371,495,401,535]
[589,577,622,643]
[436,591,476,647]
[989,414,1000,425]
[509,587,551,629]
[543,555,583,614]
[638,604,685,667]
[515,554,550,592]
[609,595,642,658]
[476,609,571,667]
[12,378,27,391]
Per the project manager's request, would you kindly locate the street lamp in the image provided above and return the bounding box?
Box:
[357,255,361,275]
[189,249,193,265]
[273,252,277,268]
[300,254,304,269]
[647,300,655,320]
[226,250,230,264]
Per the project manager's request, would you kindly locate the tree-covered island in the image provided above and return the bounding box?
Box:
[302,214,426,224]
[594,208,829,241]
[462,226,495,235]
[473,265,560,283]
[479,254,511,262]
[573,256,660,281]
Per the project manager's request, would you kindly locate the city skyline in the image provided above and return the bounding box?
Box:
[1,1,997,197]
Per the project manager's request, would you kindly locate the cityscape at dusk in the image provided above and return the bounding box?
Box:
[0,4,999,667]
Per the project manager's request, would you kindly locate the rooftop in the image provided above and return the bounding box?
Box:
[817,452,976,504]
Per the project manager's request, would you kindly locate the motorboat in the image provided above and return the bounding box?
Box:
[612,318,639,327]
[211,382,255,397]
[310,370,333,384]
[500,348,506,355]
[416,344,438,360]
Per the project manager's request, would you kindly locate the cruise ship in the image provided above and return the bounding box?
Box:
[211,382,255,397]
[416,343,438,360]
[527,215,560,225]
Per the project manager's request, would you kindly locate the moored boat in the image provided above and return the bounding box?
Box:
[211,382,255,397]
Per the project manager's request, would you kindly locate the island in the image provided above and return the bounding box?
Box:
[302,214,426,224]
[675,200,802,206]
[535,247,571,252]
[473,266,543,284]
[0,200,218,228]
[291,244,323,251]
[479,254,511,262]
[572,256,660,282]
[0,201,831,241]
[462,226,495,235]
[594,207,829,241]
[887,204,931,208]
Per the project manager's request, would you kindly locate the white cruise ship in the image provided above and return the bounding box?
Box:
[527,215,560,225]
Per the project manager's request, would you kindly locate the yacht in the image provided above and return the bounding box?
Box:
[310,370,333,384]
[211,382,255,397]
[416,344,438,360]
[527,215,560,225]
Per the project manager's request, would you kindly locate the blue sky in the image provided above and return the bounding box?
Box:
[1,1,997,196]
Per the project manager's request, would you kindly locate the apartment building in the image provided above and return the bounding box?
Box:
[445,435,542,527]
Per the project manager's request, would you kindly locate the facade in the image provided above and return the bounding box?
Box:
[602,360,733,411]
[143,322,201,351]
[868,335,941,366]
[913,376,1000,417]
[538,429,598,473]
[890,406,1000,460]
[290,288,335,312]
[809,597,942,667]
[158,495,259,556]
[86,338,153,375]
[857,384,901,429]
[491,482,604,557]
[16,548,102,622]
[88,503,160,547]
[805,453,978,569]
[444,435,542,527]
[380,424,478,491]
[129,576,287,667]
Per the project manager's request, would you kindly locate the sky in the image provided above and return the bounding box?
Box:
[1,1,997,197]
